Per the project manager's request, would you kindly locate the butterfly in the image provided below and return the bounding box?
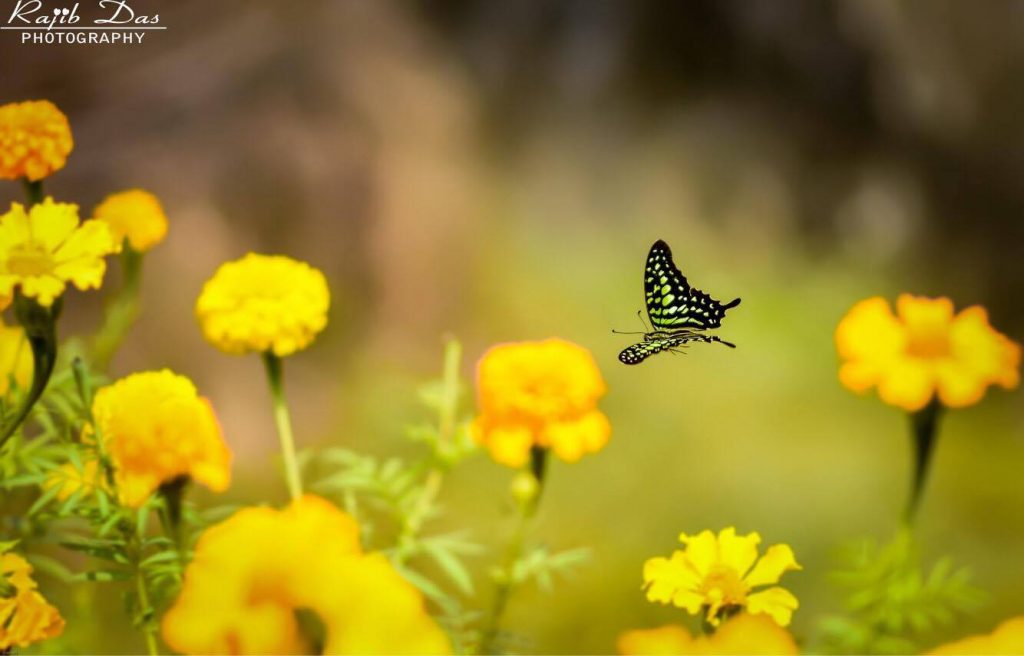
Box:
[617,240,741,365]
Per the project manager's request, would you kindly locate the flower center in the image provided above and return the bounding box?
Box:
[905,324,951,359]
[700,565,749,606]
[5,243,54,277]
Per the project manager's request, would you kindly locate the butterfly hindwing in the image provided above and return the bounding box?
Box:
[643,240,740,330]
[618,337,686,365]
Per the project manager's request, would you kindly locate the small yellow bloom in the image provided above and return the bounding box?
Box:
[643,527,801,627]
[195,253,330,357]
[0,320,31,396]
[43,458,108,502]
[471,338,611,467]
[92,189,168,252]
[618,614,799,655]
[0,100,73,181]
[0,553,65,649]
[836,295,1020,411]
[162,495,451,655]
[93,370,231,507]
[928,615,1024,654]
[0,198,118,307]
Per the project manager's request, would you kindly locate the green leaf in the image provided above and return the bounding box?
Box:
[421,540,475,596]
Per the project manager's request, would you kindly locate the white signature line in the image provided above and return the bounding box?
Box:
[1,26,167,30]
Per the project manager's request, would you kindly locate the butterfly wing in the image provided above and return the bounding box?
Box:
[618,336,686,365]
[643,240,741,330]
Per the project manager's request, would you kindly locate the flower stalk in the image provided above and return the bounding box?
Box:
[93,244,144,370]
[904,400,943,526]
[0,293,61,448]
[480,446,549,654]
[262,352,303,501]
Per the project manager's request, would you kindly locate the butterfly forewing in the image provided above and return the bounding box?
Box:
[643,240,740,330]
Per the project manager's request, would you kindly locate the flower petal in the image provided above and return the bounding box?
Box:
[744,544,801,588]
[678,529,718,578]
[746,586,799,627]
[877,358,935,411]
[717,527,761,578]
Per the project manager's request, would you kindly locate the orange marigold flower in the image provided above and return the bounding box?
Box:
[0,552,65,649]
[92,189,168,252]
[928,615,1024,654]
[618,614,798,655]
[0,100,73,181]
[162,495,451,655]
[471,338,611,467]
[93,370,231,507]
[836,295,1020,411]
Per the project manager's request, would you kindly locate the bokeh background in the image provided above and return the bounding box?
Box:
[2,1,1023,652]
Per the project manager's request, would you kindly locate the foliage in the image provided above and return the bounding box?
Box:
[818,530,985,654]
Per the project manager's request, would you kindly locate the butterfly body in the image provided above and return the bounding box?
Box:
[618,240,740,365]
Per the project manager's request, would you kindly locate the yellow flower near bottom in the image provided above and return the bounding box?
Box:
[644,528,802,627]
[0,553,65,649]
[162,495,450,655]
[618,614,799,655]
[928,615,1024,655]
[836,295,1020,411]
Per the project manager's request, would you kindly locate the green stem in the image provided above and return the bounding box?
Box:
[134,546,159,656]
[397,340,463,559]
[93,244,144,370]
[480,447,549,654]
[262,352,303,501]
[21,178,44,206]
[903,400,943,526]
[157,475,189,563]
[0,294,60,448]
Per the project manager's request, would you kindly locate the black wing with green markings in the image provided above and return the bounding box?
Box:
[643,240,740,330]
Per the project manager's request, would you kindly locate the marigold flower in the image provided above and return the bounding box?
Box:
[162,495,451,655]
[195,253,330,357]
[928,615,1024,654]
[0,100,73,181]
[91,189,168,252]
[0,320,31,396]
[0,198,118,307]
[643,527,801,627]
[0,552,65,649]
[471,338,611,467]
[836,295,1020,411]
[617,614,798,655]
[93,370,231,507]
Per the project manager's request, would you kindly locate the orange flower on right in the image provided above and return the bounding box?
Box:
[836,295,1020,411]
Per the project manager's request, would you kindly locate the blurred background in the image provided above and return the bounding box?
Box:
[2,0,1023,652]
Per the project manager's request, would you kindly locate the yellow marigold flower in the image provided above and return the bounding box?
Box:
[836,295,1021,411]
[471,338,611,467]
[195,253,330,357]
[928,615,1024,654]
[0,552,65,649]
[0,198,118,307]
[162,495,451,655]
[643,527,802,627]
[0,100,73,181]
[43,458,108,502]
[618,614,799,655]
[91,189,168,252]
[0,320,31,396]
[93,370,231,507]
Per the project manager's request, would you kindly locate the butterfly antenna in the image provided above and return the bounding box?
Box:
[636,310,651,332]
[611,328,645,336]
